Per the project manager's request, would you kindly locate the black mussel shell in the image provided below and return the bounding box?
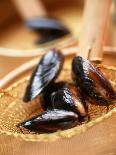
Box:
[23,49,64,102]
[17,109,78,133]
[68,84,88,112]
[51,85,87,118]
[41,82,68,110]
[25,17,70,44]
[72,56,116,105]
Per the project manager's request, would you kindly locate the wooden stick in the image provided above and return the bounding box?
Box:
[12,0,47,20]
[78,0,111,62]
[0,46,116,57]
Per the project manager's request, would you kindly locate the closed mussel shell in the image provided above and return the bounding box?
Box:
[17,109,78,133]
[72,56,116,105]
[41,82,68,110]
[51,84,87,118]
[23,49,64,102]
[25,17,70,44]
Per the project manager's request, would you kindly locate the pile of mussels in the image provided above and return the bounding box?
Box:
[17,49,116,133]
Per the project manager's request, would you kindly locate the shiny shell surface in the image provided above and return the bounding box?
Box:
[17,109,78,133]
[23,49,64,102]
[72,56,116,105]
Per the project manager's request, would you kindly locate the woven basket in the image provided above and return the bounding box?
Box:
[0,55,116,155]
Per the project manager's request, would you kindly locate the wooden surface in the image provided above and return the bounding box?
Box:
[0,0,19,28]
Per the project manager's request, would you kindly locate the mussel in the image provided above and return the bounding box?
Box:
[23,49,64,102]
[25,17,70,44]
[51,84,87,119]
[17,109,78,133]
[72,56,116,105]
[41,81,67,110]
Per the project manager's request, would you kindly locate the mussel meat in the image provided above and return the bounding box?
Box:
[72,56,116,105]
[25,17,70,44]
[17,109,78,133]
[23,49,64,102]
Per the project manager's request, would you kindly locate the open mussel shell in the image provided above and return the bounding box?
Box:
[17,109,78,133]
[25,17,70,44]
[51,84,87,118]
[23,49,64,102]
[41,82,67,110]
[72,56,116,105]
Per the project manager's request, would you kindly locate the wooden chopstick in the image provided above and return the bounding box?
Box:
[78,0,111,62]
[12,0,47,20]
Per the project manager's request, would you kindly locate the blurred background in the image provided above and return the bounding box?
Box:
[0,0,116,82]
[0,0,83,49]
[0,0,116,49]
